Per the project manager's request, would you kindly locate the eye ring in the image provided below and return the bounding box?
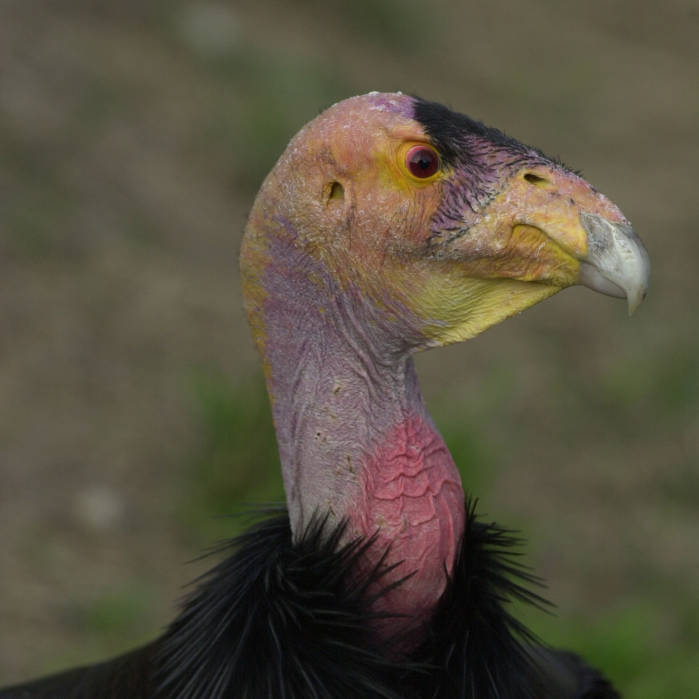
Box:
[405,144,440,179]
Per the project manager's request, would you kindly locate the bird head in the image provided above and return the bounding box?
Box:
[242,92,649,359]
[241,94,650,636]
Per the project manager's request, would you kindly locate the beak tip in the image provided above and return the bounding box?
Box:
[580,212,650,317]
[627,286,649,317]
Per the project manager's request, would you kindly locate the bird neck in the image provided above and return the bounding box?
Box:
[249,230,465,640]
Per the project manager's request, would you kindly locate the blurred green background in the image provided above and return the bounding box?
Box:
[1,0,697,695]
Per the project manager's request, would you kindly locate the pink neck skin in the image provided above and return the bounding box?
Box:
[352,407,465,647]
[256,231,465,645]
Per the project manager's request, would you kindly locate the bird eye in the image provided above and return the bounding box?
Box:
[405,145,440,179]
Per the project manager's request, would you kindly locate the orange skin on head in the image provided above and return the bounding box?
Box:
[240,92,640,647]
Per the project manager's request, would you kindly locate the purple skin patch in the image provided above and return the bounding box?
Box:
[361,90,415,118]
[242,92,548,644]
[241,90,649,649]
[255,223,464,641]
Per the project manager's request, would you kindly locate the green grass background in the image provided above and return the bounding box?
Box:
[1,1,697,695]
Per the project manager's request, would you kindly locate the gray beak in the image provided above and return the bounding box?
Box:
[579,212,651,315]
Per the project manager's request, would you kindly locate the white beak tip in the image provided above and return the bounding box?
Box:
[579,212,650,317]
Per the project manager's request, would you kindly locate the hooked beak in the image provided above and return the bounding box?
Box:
[442,164,651,316]
[579,212,650,315]
[414,163,651,346]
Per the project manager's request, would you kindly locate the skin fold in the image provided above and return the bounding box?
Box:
[0,92,648,698]
[240,92,649,642]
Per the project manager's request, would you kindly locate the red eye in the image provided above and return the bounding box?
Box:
[406,145,440,178]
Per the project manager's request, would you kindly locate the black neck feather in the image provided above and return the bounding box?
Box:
[155,499,619,699]
[1,501,618,698]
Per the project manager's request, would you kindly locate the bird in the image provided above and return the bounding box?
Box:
[1,92,650,698]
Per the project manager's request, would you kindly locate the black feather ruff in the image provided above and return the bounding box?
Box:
[156,499,619,699]
[0,501,619,698]
[156,511,419,699]
[416,499,551,699]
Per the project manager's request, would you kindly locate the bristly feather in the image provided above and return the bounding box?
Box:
[156,499,619,699]
[417,498,550,699]
[156,511,420,699]
[416,499,619,698]
[413,96,573,172]
[0,501,619,699]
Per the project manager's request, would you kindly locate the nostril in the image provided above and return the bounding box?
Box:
[523,172,550,186]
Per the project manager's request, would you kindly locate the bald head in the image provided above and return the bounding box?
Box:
[242,92,648,353]
[239,93,648,638]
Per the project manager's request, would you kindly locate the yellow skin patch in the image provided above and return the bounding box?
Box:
[242,93,630,357]
[240,93,646,648]
[417,275,559,345]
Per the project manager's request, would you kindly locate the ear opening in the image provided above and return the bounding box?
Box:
[328,181,344,202]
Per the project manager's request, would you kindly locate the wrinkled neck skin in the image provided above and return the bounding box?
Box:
[251,225,465,644]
